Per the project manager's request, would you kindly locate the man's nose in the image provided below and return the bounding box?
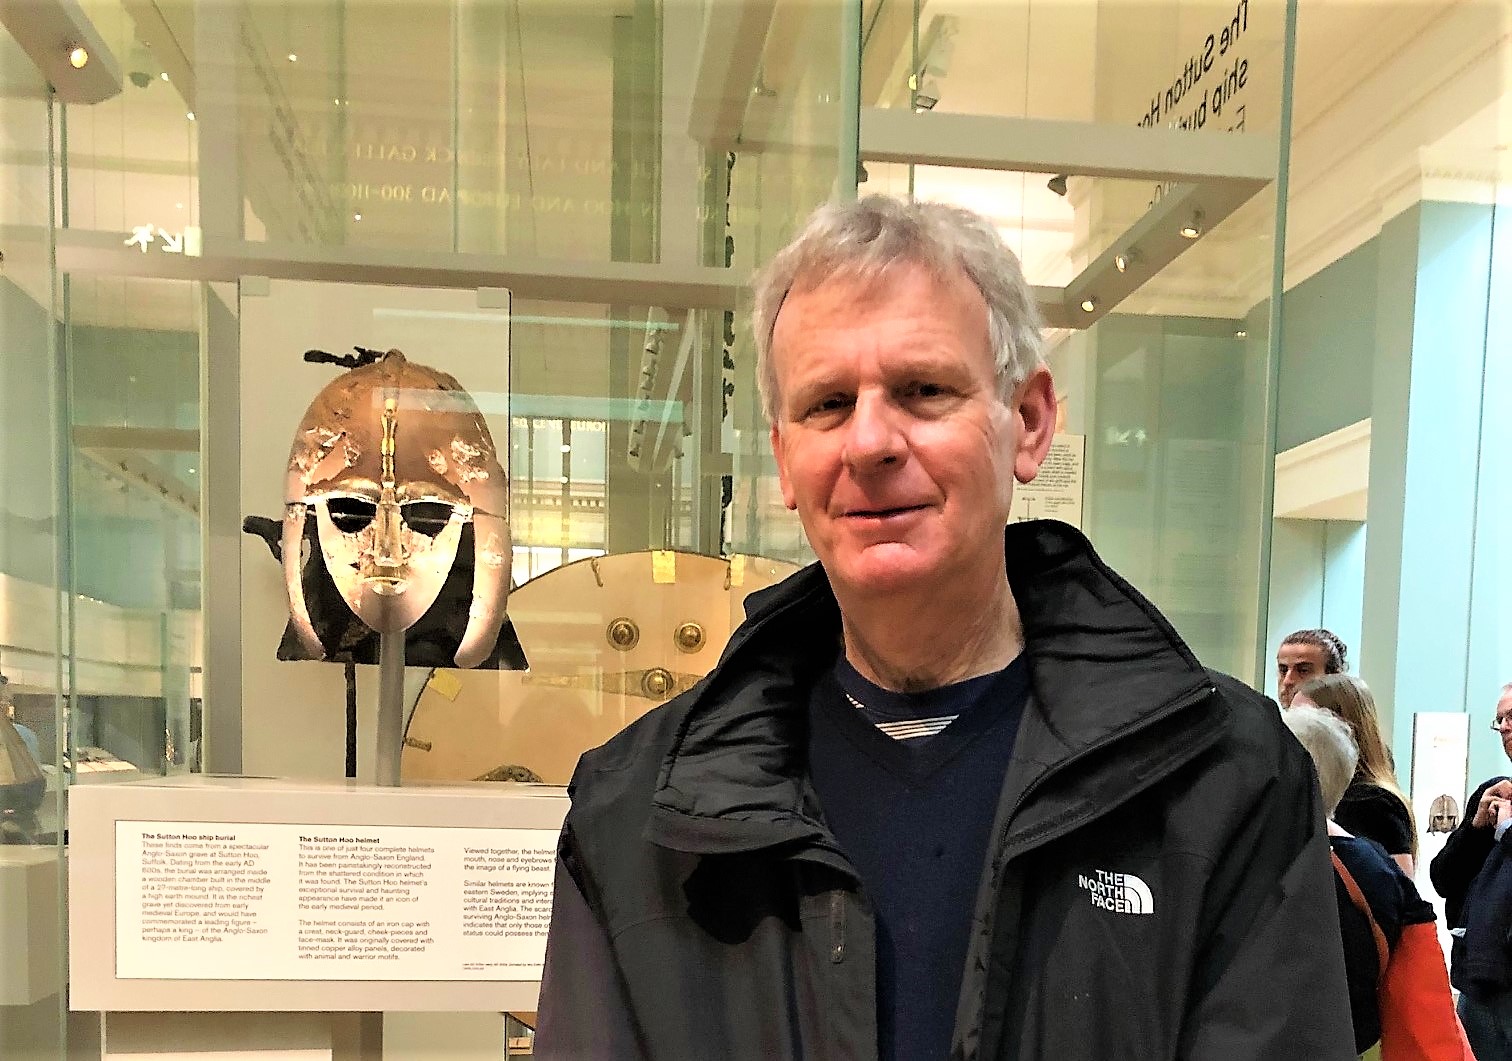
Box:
[841,393,906,472]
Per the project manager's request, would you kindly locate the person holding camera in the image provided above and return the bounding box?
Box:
[1430,683,1512,1059]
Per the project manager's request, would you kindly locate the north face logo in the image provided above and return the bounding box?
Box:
[1077,869,1154,914]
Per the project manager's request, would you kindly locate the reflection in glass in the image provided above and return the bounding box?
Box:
[0,34,66,1056]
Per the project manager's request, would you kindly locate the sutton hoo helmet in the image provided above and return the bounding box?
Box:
[1428,793,1460,834]
[282,350,510,668]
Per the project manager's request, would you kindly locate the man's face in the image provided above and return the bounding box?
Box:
[1276,642,1328,707]
[768,263,1053,601]
[1495,691,1512,761]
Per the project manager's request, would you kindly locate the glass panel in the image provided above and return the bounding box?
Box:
[63,275,204,780]
[866,0,1287,134]
[862,0,1290,681]
[0,29,67,1057]
[725,3,856,562]
[63,0,198,247]
[32,0,854,1042]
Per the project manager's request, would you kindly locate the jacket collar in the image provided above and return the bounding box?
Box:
[645,520,1221,857]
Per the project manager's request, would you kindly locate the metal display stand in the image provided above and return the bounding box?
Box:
[375,631,405,787]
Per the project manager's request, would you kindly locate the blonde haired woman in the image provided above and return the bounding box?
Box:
[1292,674,1416,876]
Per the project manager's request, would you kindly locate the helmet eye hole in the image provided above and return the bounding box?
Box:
[326,497,376,533]
[400,501,454,537]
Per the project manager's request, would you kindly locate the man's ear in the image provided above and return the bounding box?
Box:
[770,423,798,510]
[1012,365,1058,485]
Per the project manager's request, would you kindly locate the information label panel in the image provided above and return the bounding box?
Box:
[115,820,556,982]
[1010,433,1084,528]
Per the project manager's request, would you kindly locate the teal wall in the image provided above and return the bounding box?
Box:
[1265,518,1365,701]
[1276,238,1378,452]
[1264,201,1511,809]
[1464,204,1512,788]
[1263,232,1380,696]
[1357,201,1510,792]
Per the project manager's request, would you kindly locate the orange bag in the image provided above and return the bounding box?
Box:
[1332,851,1474,1061]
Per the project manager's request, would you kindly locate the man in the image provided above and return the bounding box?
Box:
[1276,627,1349,706]
[1430,682,1512,1059]
[535,197,1354,1060]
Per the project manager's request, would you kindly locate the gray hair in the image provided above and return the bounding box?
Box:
[751,195,1044,424]
[1283,705,1359,815]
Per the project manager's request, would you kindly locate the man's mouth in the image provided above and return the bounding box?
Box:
[845,504,927,519]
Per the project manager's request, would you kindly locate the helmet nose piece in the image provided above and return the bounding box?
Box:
[361,496,410,594]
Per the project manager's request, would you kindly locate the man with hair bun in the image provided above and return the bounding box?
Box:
[1277,627,1349,707]
[536,196,1354,1061]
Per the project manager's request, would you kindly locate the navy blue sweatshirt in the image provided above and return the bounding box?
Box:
[807,654,1029,1061]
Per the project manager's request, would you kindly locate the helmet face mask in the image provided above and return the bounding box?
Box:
[282,351,511,668]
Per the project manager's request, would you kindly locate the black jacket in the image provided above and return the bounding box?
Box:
[535,522,1355,1060]
[1429,775,1512,997]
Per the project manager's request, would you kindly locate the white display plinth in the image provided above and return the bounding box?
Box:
[69,775,568,1013]
[0,845,62,1005]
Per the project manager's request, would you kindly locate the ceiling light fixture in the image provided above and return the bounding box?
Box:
[1179,211,1204,239]
[160,71,169,81]
[287,53,298,62]
[353,212,362,221]
[1114,248,1141,273]
[1080,297,1097,313]
[186,111,195,121]
[1235,329,1247,338]
[68,46,89,69]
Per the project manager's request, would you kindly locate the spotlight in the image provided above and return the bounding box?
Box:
[909,16,955,114]
[160,72,169,82]
[68,46,89,69]
[287,53,298,63]
[1180,211,1204,239]
[1080,297,1097,313]
[1047,174,1069,197]
[1235,329,1247,338]
[126,41,162,88]
[1114,249,1140,273]
[353,212,362,221]
[913,76,939,111]
[186,111,195,121]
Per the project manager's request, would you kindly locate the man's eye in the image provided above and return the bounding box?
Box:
[805,396,851,417]
[908,382,948,399]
